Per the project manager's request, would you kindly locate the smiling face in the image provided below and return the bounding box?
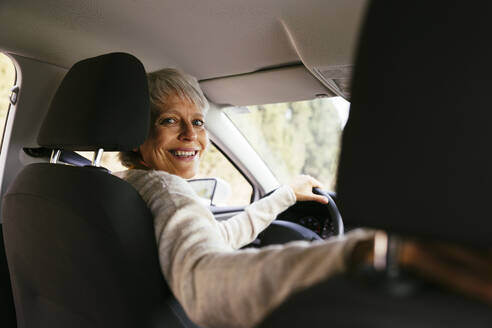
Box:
[138,93,208,179]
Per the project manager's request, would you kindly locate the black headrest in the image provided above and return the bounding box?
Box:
[38,52,150,151]
[337,1,492,247]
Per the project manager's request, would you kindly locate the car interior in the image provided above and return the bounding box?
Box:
[0,0,491,327]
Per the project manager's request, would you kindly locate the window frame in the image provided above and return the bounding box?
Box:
[204,140,257,205]
[0,52,18,153]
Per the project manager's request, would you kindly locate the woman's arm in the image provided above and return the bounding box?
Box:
[123,169,374,328]
[215,174,330,249]
[214,185,296,249]
[184,230,372,328]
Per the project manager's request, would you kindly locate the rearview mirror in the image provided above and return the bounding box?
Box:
[188,178,231,206]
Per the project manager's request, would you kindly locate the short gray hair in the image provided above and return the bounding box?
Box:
[147,68,209,115]
[119,68,209,168]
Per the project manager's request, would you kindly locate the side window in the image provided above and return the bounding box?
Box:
[99,152,127,172]
[78,145,253,206]
[197,143,253,206]
[76,151,127,173]
[0,53,16,149]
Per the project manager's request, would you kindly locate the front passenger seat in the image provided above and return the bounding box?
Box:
[258,1,492,327]
[2,53,198,328]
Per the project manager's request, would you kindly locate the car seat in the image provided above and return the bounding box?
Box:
[0,225,16,327]
[259,1,492,326]
[2,53,199,328]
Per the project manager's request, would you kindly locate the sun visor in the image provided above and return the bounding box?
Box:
[200,65,333,106]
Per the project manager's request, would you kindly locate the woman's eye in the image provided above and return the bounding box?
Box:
[160,117,177,125]
[193,119,205,127]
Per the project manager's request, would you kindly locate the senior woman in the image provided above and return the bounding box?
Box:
[116,68,374,328]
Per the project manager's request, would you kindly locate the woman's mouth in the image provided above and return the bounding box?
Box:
[169,149,199,161]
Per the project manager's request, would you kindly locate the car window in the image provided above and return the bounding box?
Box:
[76,151,127,172]
[196,143,253,206]
[224,97,350,191]
[78,144,253,207]
[0,53,16,150]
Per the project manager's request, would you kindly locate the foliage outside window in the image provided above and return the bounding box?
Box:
[225,97,349,191]
[196,143,252,206]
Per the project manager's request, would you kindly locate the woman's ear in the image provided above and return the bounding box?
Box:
[132,147,148,169]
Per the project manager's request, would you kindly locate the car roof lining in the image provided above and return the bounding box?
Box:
[0,0,367,104]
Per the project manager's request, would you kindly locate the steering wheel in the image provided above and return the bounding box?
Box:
[255,188,344,247]
[312,188,344,236]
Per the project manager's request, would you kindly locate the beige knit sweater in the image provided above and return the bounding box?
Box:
[118,169,372,328]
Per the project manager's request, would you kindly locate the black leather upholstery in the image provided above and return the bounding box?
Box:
[2,53,199,327]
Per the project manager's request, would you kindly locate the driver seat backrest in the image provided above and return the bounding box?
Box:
[2,53,198,328]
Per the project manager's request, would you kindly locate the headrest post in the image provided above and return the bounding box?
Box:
[92,148,104,167]
[50,149,61,164]
[373,231,388,270]
[385,234,402,279]
[373,231,403,278]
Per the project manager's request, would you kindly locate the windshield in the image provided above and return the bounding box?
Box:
[224,97,349,191]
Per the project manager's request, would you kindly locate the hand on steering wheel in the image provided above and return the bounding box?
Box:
[288,175,343,236]
[289,175,329,204]
[258,175,344,246]
[311,188,344,236]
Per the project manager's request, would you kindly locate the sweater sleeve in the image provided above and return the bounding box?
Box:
[215,185,296,249]
[185,230,373,328]
[121,169,374,328]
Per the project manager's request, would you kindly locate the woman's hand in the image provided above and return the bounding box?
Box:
[289,175,329,204]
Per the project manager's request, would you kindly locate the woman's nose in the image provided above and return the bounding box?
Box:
[179,121,197,141]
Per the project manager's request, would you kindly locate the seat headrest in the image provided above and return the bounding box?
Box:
[337,1,492,247]
[38,52,150,151]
